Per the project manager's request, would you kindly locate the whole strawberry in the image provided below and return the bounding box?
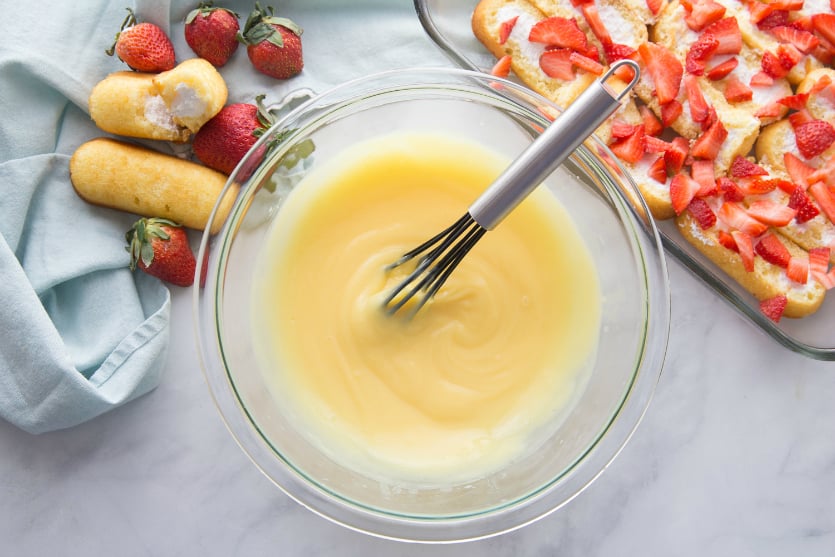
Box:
[126,218,196,287]
[236,2,303,79]
[185,2,240,67]
[106,8,176,72]
[192,95,277,175]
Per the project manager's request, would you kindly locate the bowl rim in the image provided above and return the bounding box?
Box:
[193,66,671,543]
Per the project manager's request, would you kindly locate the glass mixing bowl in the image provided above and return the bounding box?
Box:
[193,67,670,542]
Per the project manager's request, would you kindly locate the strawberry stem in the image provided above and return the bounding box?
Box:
[236,2,301,46]
[185,1,239,25]
[126,217,179,270]
[106,8,138,56]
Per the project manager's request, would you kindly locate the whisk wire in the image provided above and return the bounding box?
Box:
[382,214,485,315]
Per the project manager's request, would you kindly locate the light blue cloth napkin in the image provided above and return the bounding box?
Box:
[0,0,449,434]
[0,1,176,434]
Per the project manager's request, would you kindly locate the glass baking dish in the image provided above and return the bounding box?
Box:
[414,0,835,360]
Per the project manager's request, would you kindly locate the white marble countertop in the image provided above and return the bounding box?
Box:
[3,1,835,555]
[3,262,834,556]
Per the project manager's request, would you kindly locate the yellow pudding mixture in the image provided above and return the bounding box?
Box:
[251,131,601,483]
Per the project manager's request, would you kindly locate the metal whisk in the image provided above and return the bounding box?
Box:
[383,59,640,315]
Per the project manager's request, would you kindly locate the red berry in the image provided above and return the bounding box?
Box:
[539,49,575,80]
[185,3,241,67]
[106,9,175,72]
[794,119,835,159]
[126,218,196,287]
[730,156,768,178]
[759,295,788,322]
[788,187,821,223]
[687,197,717,229]
[237,3,303,79]
[529,16,589,53]
[192,96,277,175]
[639,42,683,105]
[755,232,791,268]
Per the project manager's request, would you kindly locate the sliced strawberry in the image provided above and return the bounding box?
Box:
[761,50,789,78]
[704,17,743,55]
[812,37,835,67]
[788,108,814,128]
[788,187,821,223]
[811,14,835,46]
[768,0,803,10]
[581,4,612,45]
[646,0,663,15]
[611,119,639,139]
[724,75,754,102]
[640,105,664,136]
[691,159,717,195]
[609,125,645,163]
[643,134,672,153]
[750,71,775,87]
[665,136,690,173]
[647,155,668,183]
[777,92,810,110]
[569,51,605,75]
[730,156,768,178]
[807,73,833,96]
[732,230,756,271]
[718,202,769,236]
[777,178,797,194]
[786,255,809,284]
[664,137,690,172]
[670,173,702,215]
[638,42,683,105]
[739,177,781,195]
[603,43,638,63]
[529,17,589,52]
[706,57,739,80]
[718,229,738,251]
[702,105,718,129]
[809,247,831,273]
[794,119,835,159]
[490,55,512,78]
[755,232,791,267]
[791,14,815,32]
[499,16,518,45]
[747,1,774,25]
[770,26,820,54]
[754,101,783,119]
[746,199,798,226]
[685,74,711,124]
[759,295,787,323]
[539,49,575,80]
[690,118,728,159]
[687,197,718,228]
[808,158,835,186]
[686,35,719,75]
[809,247,830,286]
[776,43,803,71]
[784,152,814,187]
[685,0,726,31]
[757,9,789,31]
[661,99,683,126]
[718,176,745,201]
[809,181,835,223]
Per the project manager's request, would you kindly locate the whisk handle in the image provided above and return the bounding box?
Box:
[469,59,640,230]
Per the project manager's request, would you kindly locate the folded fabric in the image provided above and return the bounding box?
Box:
[0,1,172,434]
